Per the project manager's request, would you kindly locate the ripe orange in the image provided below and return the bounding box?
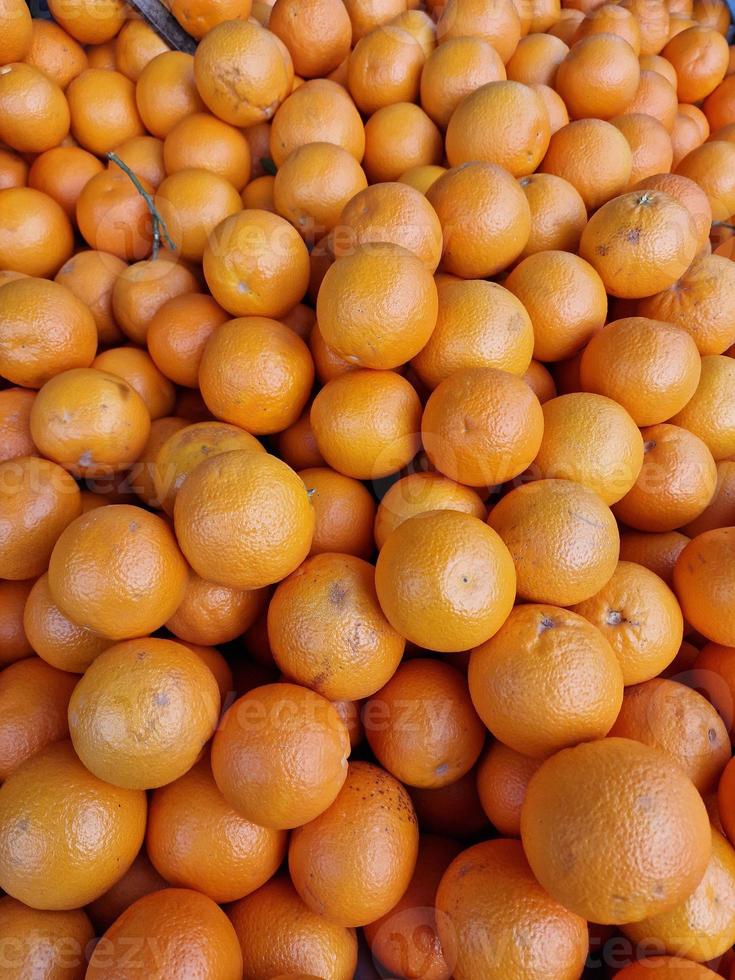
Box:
[269,78,365,167]
[664,25,729,101]
[166,568,266,647]
[75,169,153,262]
[362,102,443,183]
[517,172,587,258]
[539,117,633,210]
[0,580,33,667]
[166,0,252,39]
[92,346,175,421]
[476,741,541,837]
[66,68,145,156]
[556,33,641,119]
[0,740,146,910]
[684,459,735,535]
[621,0,670,54]
[275,409,325,471]
[47,0,127,44]
[670,354,735,460]
[135,51,205,139]
[0,63,69,154]
[114,18,169,82]
[109,133,166,188]
[28,146,103,223]
[0,897,93,978]
[147,292,229,389]
[85,848,167,933]
[611,112,674,185]
[435,839,589,980]
[435,0,522,64]
[347,26,425,115]
[268,553,403,700]
[0,147,27,190]
[0,187,74,278]
[521,737,711,923]
[506,31,569,85]
[375,509,516,653]
[111,256,198,347]
[573,3,642,51]
[675,139,735,219]
[174,450,314,590]
[625,68,679,131]
[297,468,375,559]
[154,168,241,262]
[409,767,490,840]
[674,528,735,646]
[0,0,32,63]
[269,0,351,78]
[420,36,506,128]
[633,172,713,252]
[163,112,251,190]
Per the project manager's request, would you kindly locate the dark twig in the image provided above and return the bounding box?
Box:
[107,151,176,260]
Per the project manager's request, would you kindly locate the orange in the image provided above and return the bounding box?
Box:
[274,408,325,471]
[23,19,87,90]
[420,36,506,128]
[298,466,376,559]
[69,637,219,789]
[610,678,729,792]
[273,141,366,239]
[0,0,31,63]
[289,760,418,926]
[521,737,711,923]
[615,960,721,978]
[0,277,97,389]
[228,875,357,980]
[347,26,425,115]
[704,74,735,129]
[212,681,349,828]
[92,346,175,421]
[580,189,698,299]
[0,740,146,910]
[531,81,570,133]
[506,250,608,362]
[199,316,313,434]
[489,479,620,606]
[572,560,684,683]
[684,459,735,535]
[436,0,522,64]
[0,187,73,278]
[85,848,167,933]
[693,642,735,735]
[694,0,731,34]
[524,359,558,403]
[422,367,543,487]
[241,174,276,211]
[0,456,80,581]
[310,369,421,480]
[611,112,674,185]
[507,31,569,85]
[0,147,27,190]
[114,18,169,82]
[166,0,252,39]
[66,69,144,156]
[30,368,151,478]
[109,133,166,189]
[375,472,486,549]
[680,101,710,140]
[0,388,35,464]
[674,528,735,645]
[268,553,403,700]
[85,41,117,70]
[625,68,679,132]
[621,0,670,54]
[181,641,234,703]
[111,256,198,346]
[675,140,735,219]
[75,169,153,261]
[555,33,640,120]
[426,162,532,277]
[203,208,310,318]
[517,172,587,258]
[409,767,490,839]
[633,172,713,252]
[363,834,461,980]
[445,80,550,176]
[436,838,588,980]
[470,604,623,758]
[580,317,702,425]
[476,741,541,837]
[664,25,729,101]
[28,146,103,221]
[153,420,264,516]
[87,888,242,980]
[174,450,314,590]
[719,755,735,839]
[146,292,228,389]
[670,354,735,459]
[623,827,735,961]
[640,52,679,88]
[375,509,516,653]
[269,0,351,78]
[0,580,32,667]
[317,243,437,370]
[310,320,356,383]
[613,423,717,532]
[269,79,365,167]
[163,112,251,190]
[362,101,443,183]
[573,3,642,52]
[166,568,265,647]
[154,168,241,262]
[533,393,643,504]
[342,0,408,41]
[0,63,69,154]
[194,20,293,127]
[0,897,93,979]
[366,658,486,788]
[47,0,126,44]
[135,51,204,138]
[548,6,584,41]
[539,117,633,210]
[147,755,285,903]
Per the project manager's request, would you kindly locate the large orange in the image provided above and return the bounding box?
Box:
[47,0,127,44]
[664,25,729,101]
[347,25,425,115]
[0,896,93,979]
[66,68,144,156]
[269,0,351,77]
[298,466,375,558]
[521,737,711,923]
[362,101,443,184]
[154,168,241,262]
[611,112,674,185]
[539,117,633,210]
[163,112,251,190]
[75,169,153,262]
[435,0,522,64]
[269,78,365,167]
[556,33,640,119]
[517,172,588,258]
[674,528,735,646]
[506,31,569,85]
[420,36,506,128]
[374,471,486,549]
[0,187,74,278]
[0,63,69,154]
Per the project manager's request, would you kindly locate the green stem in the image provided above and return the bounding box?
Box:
[107,151,175,260]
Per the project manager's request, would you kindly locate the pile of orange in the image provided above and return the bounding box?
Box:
[2,0,735,975]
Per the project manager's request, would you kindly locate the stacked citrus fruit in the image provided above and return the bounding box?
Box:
[2,0,735,976]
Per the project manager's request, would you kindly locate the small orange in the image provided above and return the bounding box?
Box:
[375,509,516,653]
[163,112,251,190]
[23,20,87,91]
[27,146,103,222]
[684,459,735,535]
[0,62,69,154]
[85,848,167,933]
[180,641,234,703]
[75,168,153,261]
[539,117,633,210]
[420,36,506,128]
[0,187,74,278]
[674,528,735,646]
[241,174,276,211]
[165,567,266,646]
[694,0,731,33]
[670,354,735,459]
[343,0,411,42]
[517,172,587,258]
[135,51,204,138]
[640,52,679,88]
[556,33,641,119]
[47,0,127,44]
[114,18,169,82]
[92,346,175,421]
[269,0,352,78]
[53,250,125,348]
[679,100,710,140]
[611,112,674,185]
[664,25,729,101]
[0,740,146,910]
[436,0,522,64]
[523,359,557,403]
[66,68,144,156]
[0,388,35,464]
[147,292,229,388]
[298,466,376,559]
[154,168,242,262]
[111,255,198,345]
[0,897,93,979]
[506,31,569,85]
[269,79,365,167]
[621,0,670,53]
[85,40,117,69]
[173,450,314,590]
[409,767,490,839]
[672,110,710,166]
[613,424,717,532]
[374,471,486,549]
[310,321,355,383]
[476,741,541,837]
[347,26,425,115]
[362,101,443,183]
[310,370,421,481]
[0,580,33,667]
[0,0,32,63]
[167,0,252,38]
[548,6,584,41]
[275,409,325,471]
[704,73,735,129]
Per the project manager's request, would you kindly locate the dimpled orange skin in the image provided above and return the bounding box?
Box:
[166,568,266,647]
[147,292,229,389]
[0,657,78,782]
[85,848,168,933]
[269,79,365,168]
[68,637,220,790]
[268,553,404,701]
[0,740,146,911]
[684,459,735,536]
[199,316,314,434]
[203,209,310,319]
[435,838,589,980]
[469,604,623,759]
[426,162,532,279]
[228,875,358,980]
[30,369,151,479]
[374,472,486,549]
[310,370,422,481]
[0,188,74,279]
[422,367,543,487]
[616,960,721,979]
[0,388,36,464]
[0,64,70,154]
[674,528,735,647]
[435,0,522,64]
[0,896,94,980]
[517,173,588,259]
[476,742,542,838]
[556,33,641,119]
[86,887,243,980]
[48,505,187,640]
[289,760,419,927]
[298,466,376,559]
[91,346,175,422]
[633,173,713,253]
[146,757,287,903]
[365,658,486,789]
[521,738,712,924]
[375,510,516,654]
[211,682,350,830]
[0,456,81,581]
[669,354,735,461]
[174,450,314,591]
